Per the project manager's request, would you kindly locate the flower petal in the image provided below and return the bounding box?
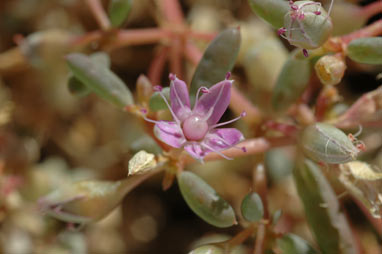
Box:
[193,80,232,125]
[154,121,185,148]
[170,77,191,121]
[204,128,244,151]
[184,143,207,161]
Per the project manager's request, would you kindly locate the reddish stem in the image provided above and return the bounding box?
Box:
[263,121,299,137]
[358,1,382,20]
[254,223,266,254]
[148,46,170,85]
[182,136,295,164]
[169,36,183,78]
[109,28,171,49]
[189,31,217,41]
[84,0,111,30]
[160,0,184,25]
[184,41,202,65]
[230,85,262,126]
[342,19,382,44]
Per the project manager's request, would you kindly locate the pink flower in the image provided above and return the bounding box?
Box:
[143,73,246,162]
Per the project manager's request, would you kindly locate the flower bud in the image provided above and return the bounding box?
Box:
[299,123,359,164]
[314,54,346,86]
[136,74,153,105]
[282,1,333,49]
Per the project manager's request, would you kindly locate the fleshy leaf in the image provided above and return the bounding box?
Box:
[347,37,382,65]
[240,192,264,222]
[272,50,311,112]
[66,53,133,108]
[277,233,319,254]
[67,52,110,97]
[190,27,241,97]
[293,158,357,254]
[149,87,171,112]
[177,171,236,228]
[248,0,290,28]
[108,0,132,27]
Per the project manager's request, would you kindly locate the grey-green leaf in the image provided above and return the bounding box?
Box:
[347,37,382,65]
[277,233,318,254]
[248,0,290,28]
[66,53,133,108]
[67,52,110,97]
[149,87,170,112]
[272,50,311,112]
[190,27,241,96]
[178,171,236,228]
[108,0,132,27]
[241,192,264,222]
[293,158,357,254]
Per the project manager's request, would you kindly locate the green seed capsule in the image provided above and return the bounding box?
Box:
[282,1,333,49]
[248,0,290,28]
[299,123,359,164]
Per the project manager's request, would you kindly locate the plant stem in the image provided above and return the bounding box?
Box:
[230,85,262,126]
[341,19,382,44]
[254,223,266,254]
[169,36,183,78]
[159,0,184,25]
[182,136,295,164]
[358,1,382,20]
[225,224,256,248]
[109,28,171,49]
[148,46,170,85]
[184,41,202,65]
[85,0,111,30]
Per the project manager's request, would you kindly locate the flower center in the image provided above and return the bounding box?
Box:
[182,115,208,141]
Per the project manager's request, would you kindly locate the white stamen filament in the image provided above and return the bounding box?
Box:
[209,112,245,129]
[193,86,209,109]
[172,81,186,111]
[202,143,233,160]
[156,90,180,124]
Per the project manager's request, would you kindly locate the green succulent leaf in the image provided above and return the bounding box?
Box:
[67,52,110,97]
[149,87,170,112]
[190,27,241,97]
[272,50,311,112]
[277,233,318,254]
[178,171,236,228]
[293,158,357,254]
[240,192,264,222]
[248,0,290,28]
[108,0,132,27]
[66,53,134,108]
[347,37,382,65]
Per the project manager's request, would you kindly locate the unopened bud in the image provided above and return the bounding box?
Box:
[282,1,333,49]
[315,54,346,86]
[299,123,359,164]
[136,75,153,104]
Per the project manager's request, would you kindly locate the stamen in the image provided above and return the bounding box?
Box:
[209,134,246,153]
[202,82,228,121]
[202,143,233,160]
[169,73,176,81]
[327,0,333,16]
[278,27,287,36]
[193,86,209,109]
[154,88,181,124]
[314,11,321,15]
[209,111,246,129]
[302,49,309,57]
[154,85,163,92]
[225,72,231,80]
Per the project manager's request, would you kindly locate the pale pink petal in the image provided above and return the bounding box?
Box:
[170,78,191,121]
[204,128,244,151]
[193,80,232,125]
[154,121,185,148]
[184,143,208,161]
